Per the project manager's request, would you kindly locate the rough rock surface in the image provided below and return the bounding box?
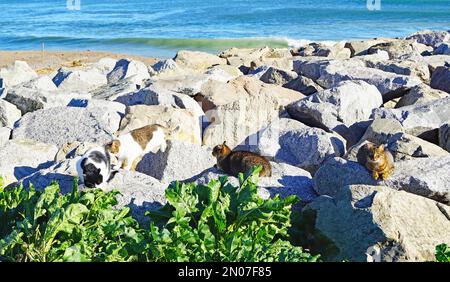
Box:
[440,123,450,152]
[302,184,450,261]
[12,107,119,146]
[0,61,37,87]
[174,50,226,71]
[136,140,216,184]
[257,118,346,173]
[396,84,449,108]
[0,139,58,185]
[0,99,21,128]
[106,59,151,86]
[372,96,450,136]
[53,67,107,92]
[430,66,450,93]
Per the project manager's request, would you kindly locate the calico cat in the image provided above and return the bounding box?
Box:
[212,141,272,177]
[365,143,395,180]
[76,146,117,188]
[106,124,179,171]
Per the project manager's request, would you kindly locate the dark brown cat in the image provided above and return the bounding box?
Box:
[212,141,272,177]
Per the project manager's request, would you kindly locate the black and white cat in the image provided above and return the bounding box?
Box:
[76,146,118,188]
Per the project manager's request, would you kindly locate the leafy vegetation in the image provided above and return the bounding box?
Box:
[146,166,318,262]
[436,244,450,262]
[0,167,318,262]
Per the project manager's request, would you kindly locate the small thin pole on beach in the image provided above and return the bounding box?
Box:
[41,42,45,64]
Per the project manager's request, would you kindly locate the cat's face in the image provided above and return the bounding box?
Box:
[367,144,385,162]
[81,159,104,188]
[106,140,121,154]
[212,142,228,157]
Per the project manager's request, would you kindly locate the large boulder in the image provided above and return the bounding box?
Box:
[396,84,449,108]
[317,63,421,97]
[91,79,140,101]
[367,40,433,59]
[287,81,382,145]
[440,123,450,152]
[430,66,450,93]
[53,67,107,92]
[372,96,450,136]
[12,107,120,147]
[346,118,449,161]
[296,41,351,59]
[106,59,150,86]
[0,99,21,128]
[365,59,430,83]
[174,50,226,72]
[0,139,58,185]
[302,184,450,261]
[406,30,450,48]
[0,61,37,88]
[4,87,90,115]
[313,156,450,204]
[136,140,216,184]
[202,76,304,148]
[283,75,323,95]
[119,105,202,145]
[257,118,345,173]
[421,55,450,73]
[344,38,390,56]
[258,66,298,85]
[113,84,205,119]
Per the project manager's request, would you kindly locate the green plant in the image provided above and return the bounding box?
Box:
[0,180,145,262]
[436,244,450,262]
[146,166,319,262]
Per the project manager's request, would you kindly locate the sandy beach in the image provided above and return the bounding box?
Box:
[0,50,158,73]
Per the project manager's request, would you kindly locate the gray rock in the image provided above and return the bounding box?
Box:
[0,61,37,88]
[421,55,450,73]
[259,67,298,85]
[396,84,449,108]
[406,30,450,48]
[313,155,450,204]
[136,140,216,184]
[12,107,119,147]
[440,123,450,152]
[347,118,448,161]
[257,118,346,173]
[0,127,10,146]
[312,157,376,197]
[4,87,90,115]
[283,75,323,95]
[317,63,421,96]
[113,84,205,118]
[434,43,450,55]
[345,39,390,56]
[372,96,450,136]
[0,99,21,128]
[302,184,450,261]
[0,139,58,185]
[430,66,450,93]
[365,59,430,83]
[107,59,150,86]
[287,81,382,145]
[91,79,140,101]
[368,40,433,59]
[53,67,107,92]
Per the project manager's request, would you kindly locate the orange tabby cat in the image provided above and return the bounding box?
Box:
[365,143,395,180]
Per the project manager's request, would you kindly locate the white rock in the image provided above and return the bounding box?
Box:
[107,59,150,86]
[0,61,37,88]
[0,99,21,128]
[0,139,58,185]
[0,127,11,146]
[53,67,107,92]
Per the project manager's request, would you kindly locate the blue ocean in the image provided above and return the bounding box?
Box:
[1,0,449,58]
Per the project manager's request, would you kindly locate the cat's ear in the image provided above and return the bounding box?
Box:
[222,141,227,146]
[377,144,385,151]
